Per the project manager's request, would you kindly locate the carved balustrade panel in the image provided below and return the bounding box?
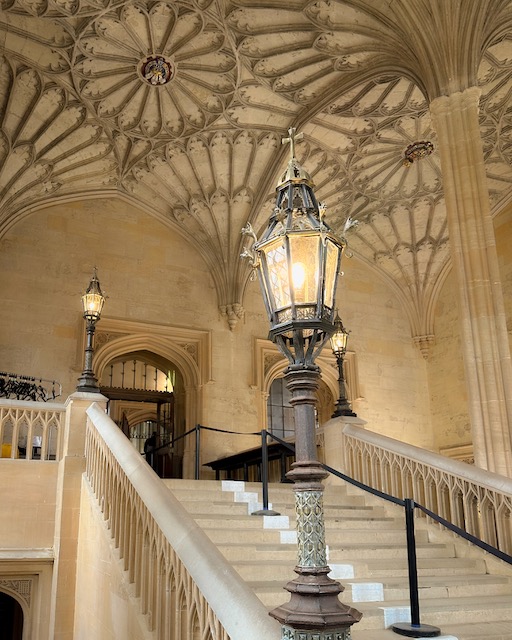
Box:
[341,427,512,556]
[0,400,64,460]
[85,417,230,640]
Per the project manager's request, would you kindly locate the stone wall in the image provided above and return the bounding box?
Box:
[0,196,436,459]
[0,461,58,548]
[427,204,512,456]
[74,477,152,640]
[337,257,434,449]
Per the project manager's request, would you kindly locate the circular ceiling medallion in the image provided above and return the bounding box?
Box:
[73,1,237,140]
[140,55,174,86]
[403,140,434,167]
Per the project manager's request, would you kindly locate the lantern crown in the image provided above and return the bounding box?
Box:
[277,127,313,188]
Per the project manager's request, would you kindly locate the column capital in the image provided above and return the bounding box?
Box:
[429,86,481,119]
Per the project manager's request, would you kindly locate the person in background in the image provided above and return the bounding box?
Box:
[144,431,157,471]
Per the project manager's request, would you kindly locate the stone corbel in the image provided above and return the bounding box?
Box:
[219,303,245,330]
[413,334,435,359]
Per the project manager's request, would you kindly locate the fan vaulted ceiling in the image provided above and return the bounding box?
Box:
[1,0,512,338]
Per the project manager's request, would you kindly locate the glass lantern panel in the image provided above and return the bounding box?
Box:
[82,292,104,318]
[324,239,340,310]
[265,241,291,310]
[288,234,319,305]
[330,329,347,354]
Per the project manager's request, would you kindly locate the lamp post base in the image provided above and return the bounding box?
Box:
[280,623,354,640]
[391,622,441,637]
[331,407,357,418]
[76,371,100,393]
[270,567,362,634]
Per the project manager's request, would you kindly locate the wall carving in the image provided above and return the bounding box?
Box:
[0,578,32,607]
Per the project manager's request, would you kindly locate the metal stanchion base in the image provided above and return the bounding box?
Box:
[251,509,281,516]
[391,622,441,638]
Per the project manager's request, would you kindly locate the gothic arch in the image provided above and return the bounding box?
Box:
[252,338,358,430]
[90,317,211,477]
[0,584,27,640]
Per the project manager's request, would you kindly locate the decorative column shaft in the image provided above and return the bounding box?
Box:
[430,87,512,475]
[76,319,100,392]
[269,366,362,639]
[332,356,356,418]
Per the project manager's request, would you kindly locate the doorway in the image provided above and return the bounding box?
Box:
[99,350,186,478]
[0,591,23,640]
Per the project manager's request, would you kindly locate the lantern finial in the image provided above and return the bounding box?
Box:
[282,127,304,161]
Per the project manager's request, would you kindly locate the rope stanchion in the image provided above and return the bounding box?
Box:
[251,431,281,516]
[391,499,440,638]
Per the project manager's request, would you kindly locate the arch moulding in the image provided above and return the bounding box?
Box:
[91,317,212,430]
[252,338,361,430]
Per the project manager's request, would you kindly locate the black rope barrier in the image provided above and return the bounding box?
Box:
[321,462,406,508]
[415,501,512,565]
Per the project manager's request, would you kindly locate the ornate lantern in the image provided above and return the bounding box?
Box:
[81,269,105,322]
[242,129,344,366]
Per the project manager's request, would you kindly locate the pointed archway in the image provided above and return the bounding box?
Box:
[0,591,23,640]
[91,318,211,478]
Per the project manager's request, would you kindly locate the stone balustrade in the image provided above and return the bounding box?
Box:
[340,422,512,556]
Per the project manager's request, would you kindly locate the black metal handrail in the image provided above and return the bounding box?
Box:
[145,424,261,480]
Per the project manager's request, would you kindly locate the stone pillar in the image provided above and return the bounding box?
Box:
[430,87,512,476]
[319,416,367,486]
[49,391,107,640]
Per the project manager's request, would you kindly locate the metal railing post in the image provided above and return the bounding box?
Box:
[251,430,280,516]
[195,424,201,480]
[261,430,269,510]
[392,498,440,638]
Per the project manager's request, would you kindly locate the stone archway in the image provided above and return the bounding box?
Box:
[252,337,360,430]
[92,318,212,478]
[0,591,24,640]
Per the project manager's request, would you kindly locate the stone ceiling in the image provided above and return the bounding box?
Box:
[1,0,512,337]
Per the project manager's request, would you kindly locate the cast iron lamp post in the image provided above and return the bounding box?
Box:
[241,128,362,640]
[76,268,105,393]
[330,312,357,418]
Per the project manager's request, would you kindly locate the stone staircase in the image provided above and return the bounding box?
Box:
[163,478,512,640]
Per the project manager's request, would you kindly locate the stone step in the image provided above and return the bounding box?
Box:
[348,629,511,640]
[209,502,389,519]
[360,556,487,578]
[194,516,416,548]
[438,621,512,640]
[211,529,448,560]
[202,525,421,545]
[355,594,512,629]
[217,543,486,578]
[192,513,402,530]
[229,551,477,582]
[244,573,512,607]
[166,479,387,510]
[179,500,251,515]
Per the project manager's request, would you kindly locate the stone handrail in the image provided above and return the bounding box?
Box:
[0,398,65,460]
[85,402,280,640]
[341,423,512,555]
